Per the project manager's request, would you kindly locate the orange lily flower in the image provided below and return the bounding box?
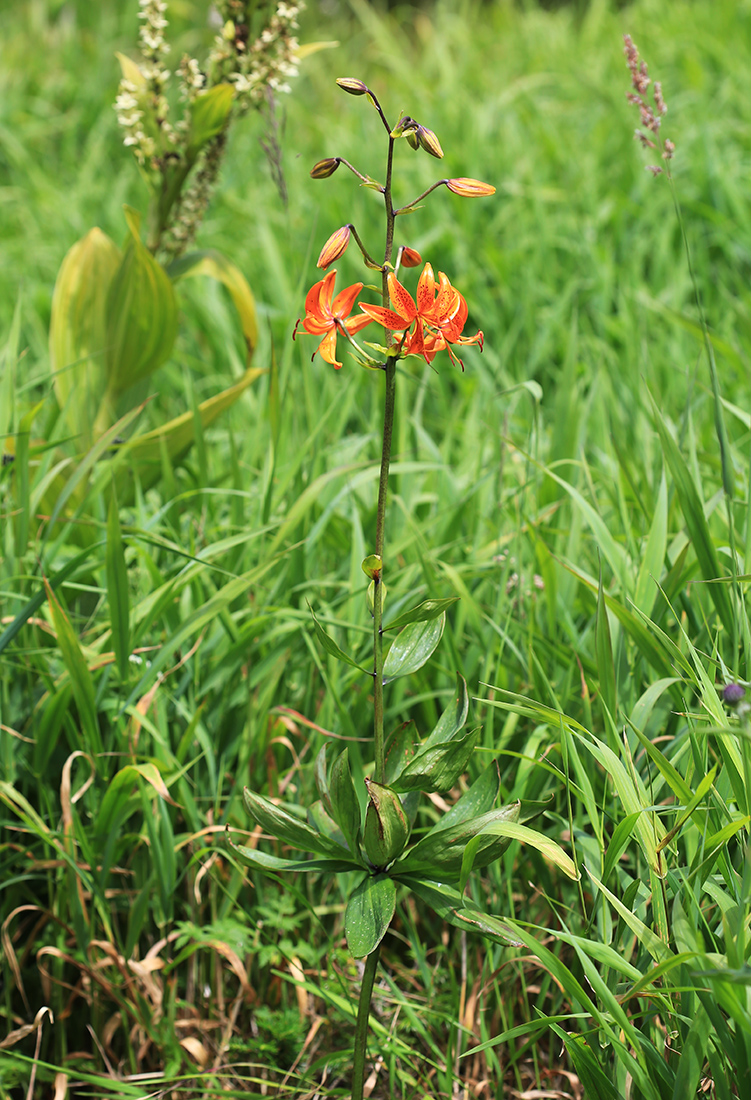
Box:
[358,263,483,369]
[294,270,373,369]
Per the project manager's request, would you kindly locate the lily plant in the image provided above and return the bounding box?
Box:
[229,78,578,1096]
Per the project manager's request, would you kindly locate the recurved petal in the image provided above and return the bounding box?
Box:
[317,328,343,368]
[358,302,413,331]
[316,270,338,317]
[304,276,329,319]
[387,272,418,322]
[331,280,364,318]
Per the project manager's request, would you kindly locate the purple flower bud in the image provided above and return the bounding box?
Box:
[722,683,746,706]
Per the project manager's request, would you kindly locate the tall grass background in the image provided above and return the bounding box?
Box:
[3,0,751,1095]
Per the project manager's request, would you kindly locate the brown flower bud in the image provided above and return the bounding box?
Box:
[336,77,369,96]
[446,177,496,197]
[317,225,351,269]
[310,157,340,179]
[417,125,444,159]
[399,247,422,268]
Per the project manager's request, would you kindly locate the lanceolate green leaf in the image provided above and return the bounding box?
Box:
[391,727,479,793]
[228,835,357,875]
[106,480,130,681]
[383,597,459,633]
[393,803,520,879]
[243,787,352,859]
[329,749,363,858]
[596,564,617,721]
[424,673,469,748]
[345,873,396,957]
[404,876,520,947]
[309,605,369,672]
[383,613,445,682]
[44,580,101,757]
[650,396,734,637]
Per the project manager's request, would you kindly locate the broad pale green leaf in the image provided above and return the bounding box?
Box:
[383,597,459,633]
[383,613,445,682]
[393,803,520,879]
[106,481,130,681]
[424,673,469,749]
[50,227,122,448]
[329,749,363,858]
[242,787,351,859]
[383,720,419,786]
[168,249,258,360]
[188,84,234,158]
[105,206,178,399]
[391,727,479,793]
[344,873,396,957]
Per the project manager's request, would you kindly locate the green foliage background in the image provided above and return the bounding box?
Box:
[3,0,751,1096]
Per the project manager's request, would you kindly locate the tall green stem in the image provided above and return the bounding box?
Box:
[373,356,397,784]
[352,946,381,1100]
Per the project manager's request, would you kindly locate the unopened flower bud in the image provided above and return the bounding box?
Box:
[390,115,419,139]
[363,779,409,868]
[399,247,422,268]
[336,77,369,96]
[361,554,382,581]
[446,177,496,197]
[406,129,420,151]
[317,225,351,269]
[417,125,444,159]
[310,157,340,179]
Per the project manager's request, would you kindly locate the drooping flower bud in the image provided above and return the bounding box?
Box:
[390,115,419,139]
[399,247,422,268]
[336,77,369,96]
[317,225,352,269]
[417,125,444,159]
[310,157,340,179]
[363,779,410,868]
[446,177,496,197]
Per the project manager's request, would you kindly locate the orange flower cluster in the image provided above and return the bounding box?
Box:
[359,264,482,370]
[296,264,482,371]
